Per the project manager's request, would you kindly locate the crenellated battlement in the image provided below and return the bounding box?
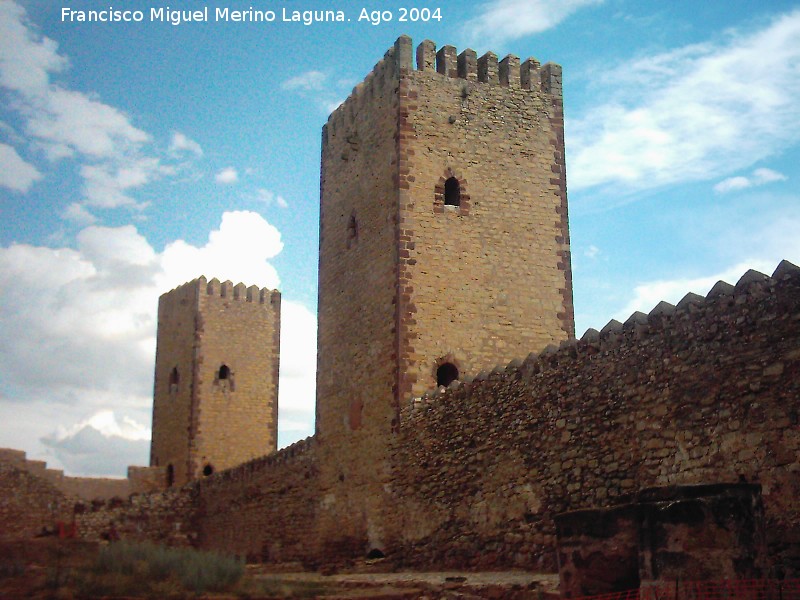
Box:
[195,436,316,491]
[405,260,800,412]
[0,448,153,500]
[413,38,561,95]
[325,39,402,139]
[160,276,279,306]
[325,35,562,141]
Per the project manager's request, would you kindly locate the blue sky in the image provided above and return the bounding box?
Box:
[1,0,799,477]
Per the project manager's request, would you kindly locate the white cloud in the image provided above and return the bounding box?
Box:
[160,211,283,287]
[463,0,603,46]
[613,259,779,324]
[753,168,787,184]
[584,245,600,259]
[0,211,315,476]
[80,157,169,209]
[713,176,750,194]
[282,71,346,114]
[256,188,289,208]
[51,410,150,443]
[0,142,41,192]
[215,166,238,184]
[569,10,800,197]
[714,168,787,194]
[0,2,175,213]
[282,70,328,91]
[0,0,67,97]
[62,202,98,226]
[41,412,151,478]
[277,301,317,445]
[324,99,345,114]
[26,88,150,160]
[169,132,203,157]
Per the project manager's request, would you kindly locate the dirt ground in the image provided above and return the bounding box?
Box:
[0,539,561,599]
[252,565,560,599]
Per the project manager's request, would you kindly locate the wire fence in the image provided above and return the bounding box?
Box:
[570,579,800,600]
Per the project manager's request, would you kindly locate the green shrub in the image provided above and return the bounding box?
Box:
[177,548,244,594]
[88,541,244,595]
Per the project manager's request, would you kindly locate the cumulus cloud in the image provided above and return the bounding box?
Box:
[80,158,167,209]
[26,88,150,160]
[714,168,787,194]
[0,1,192,210]
[463,0,603,46]
[0,1,67,97]
[0,211,315,476]
[215,166,238,184]
[569,10,800,199]
[277,301,317,445]
[0,142,41,192]
[41,411,151,478]
[160,211,283,286]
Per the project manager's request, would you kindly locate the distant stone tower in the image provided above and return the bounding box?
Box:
[315,36,573,551]
[150,277,280,487]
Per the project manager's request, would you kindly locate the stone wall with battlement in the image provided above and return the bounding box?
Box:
[192,436,319,563]
[0,448,163,501]
[0,454,74,541]
[386,261,800,575]
[3,263,799,573]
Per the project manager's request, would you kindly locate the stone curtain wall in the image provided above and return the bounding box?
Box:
[0,458,73,540]
[389,263,800,575]
[74,487,197,547]
[3,265,800,573]
[0,448,163,504]
[192,437,319,563]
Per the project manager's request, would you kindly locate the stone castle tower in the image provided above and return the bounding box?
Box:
[314,35,574,551]
[150,277,281,487]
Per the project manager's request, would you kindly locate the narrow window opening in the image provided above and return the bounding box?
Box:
[169,367,179,393]
[347,214,359,249]
[166,464,175,488]
[218,364,230,380]
[203,464,214,477]
[437,362,459,387]
[444,177,460,206]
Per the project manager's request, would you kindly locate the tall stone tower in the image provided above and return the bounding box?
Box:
[315,36,573,552]
[150,277,280,487]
